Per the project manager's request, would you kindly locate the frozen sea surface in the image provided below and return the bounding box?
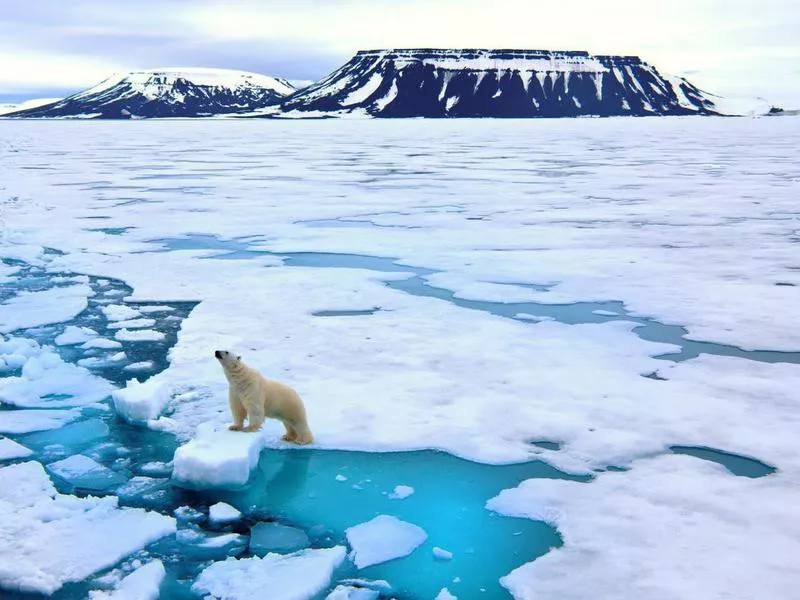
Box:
[0,117,799,599]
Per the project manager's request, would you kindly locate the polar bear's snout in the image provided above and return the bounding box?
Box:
[214,350,222,359]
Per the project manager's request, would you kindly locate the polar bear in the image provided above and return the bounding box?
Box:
[214,350,313,445]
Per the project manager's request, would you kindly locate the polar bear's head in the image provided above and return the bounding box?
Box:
[214,349,242,371]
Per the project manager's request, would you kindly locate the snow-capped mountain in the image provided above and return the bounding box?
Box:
[0,97,63,116]
[4,68,295,118]
[279,49,724,118]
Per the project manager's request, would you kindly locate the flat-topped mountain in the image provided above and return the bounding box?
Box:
[280,49,722,117]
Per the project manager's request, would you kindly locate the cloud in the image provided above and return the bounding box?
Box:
[0,0,798,106]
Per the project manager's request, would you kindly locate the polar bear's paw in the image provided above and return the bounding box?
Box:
[228,424,244,431]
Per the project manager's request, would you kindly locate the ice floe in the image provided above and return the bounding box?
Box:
[88,560,165,600]
[192,546,347,600]
[0,461,175,595]
[346,515,427,569]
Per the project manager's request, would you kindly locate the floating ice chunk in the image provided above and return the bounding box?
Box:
[209,502,241,525]
[138,305,174,314]
[173,505,204,522]
[55,326,98,345]
[108,318,157,330]
[138,461,172,476]
[0,344,114,408]
[389,484,414,499]
[193,547,347,600]
[88,560,165,600]
[47,454,126,492]
[249,522,310,555]
[102,305,141,322]
[173,429,265,488]
[114,329,165,342]
[195,532,248,550]
[0,408,80,434]
[335,474,348,481]
[124,361,155,372]
[435,588,457,600]
[111,379,171,424]
[592,309,619,316]
[0,461,175,595]
[81,338,123,350]
[433,547,453,560]
[346,515,427,569]
[0,284,93,333]
[0,437,33,460]
[78,353,127,369]
[326,586,379,600]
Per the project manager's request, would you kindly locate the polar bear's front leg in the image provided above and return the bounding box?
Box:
[243,404,265,432]
[228,389,246,431]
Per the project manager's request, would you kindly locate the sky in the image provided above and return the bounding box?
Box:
[0,0,798,107]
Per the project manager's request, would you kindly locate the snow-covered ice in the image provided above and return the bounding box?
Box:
[192,546,347,600]
[111,378,171,424]
[114,329,165,342]
[1,117,799,598]
[0,408,80,434]
[326,586,380,600]
[0,284,93,333]
[102,305,141,322]
[88,560,165,600]
[488,454,800,600]
[435,589,458,600]
[208,501,242,525]
[81,337,123,349]
[0,461,175,595]
[346,515,427,569]
[0,437,33,460]
[0,339,114,408]
[56,325,98,345]
[172,427,265,488]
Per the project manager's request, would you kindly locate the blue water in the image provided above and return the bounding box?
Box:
[0,254,783,599]
[201,449,586,600]
[670,445,776,478]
